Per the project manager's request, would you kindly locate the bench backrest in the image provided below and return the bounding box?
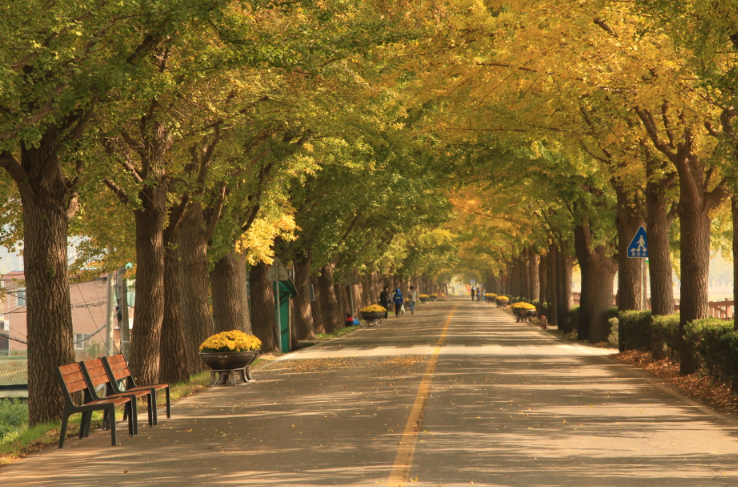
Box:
[58,363,88,394]
[81,358,111,388]
[105,354,133,382]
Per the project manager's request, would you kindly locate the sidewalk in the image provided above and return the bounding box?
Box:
[2,299,738,486]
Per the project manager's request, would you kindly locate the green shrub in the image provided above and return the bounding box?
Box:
[531,300,540,307]
[618,310,653,352]
[650,314,681,361]
[608,317,619,347]
[0,399,28,440]
[687,318,738,390]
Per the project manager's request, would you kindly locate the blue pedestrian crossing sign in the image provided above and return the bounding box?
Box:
[627,226,648,258]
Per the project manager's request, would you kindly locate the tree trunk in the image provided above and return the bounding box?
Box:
[678,202,712,373]
[528,250,539,301]
[210,251,250,333]
[522,249,531,299]
[547,242,559,329]
[645,174,676,315]
[178,202,212,373]
[614,182,644,311]
[538,255,547,304]
[588,246,618,343]
[293,255,316,340]
[249,261,279,353]
[318,263,342,333]
[9,140,77,425]
[310,274,324,333]
[557,244,573,333]
[129,183,168,386]
[733,196,738,331]
[159,221,189,385]
[574,225,592,341]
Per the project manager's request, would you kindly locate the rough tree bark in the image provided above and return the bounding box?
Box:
[293,255,316,340]
[733,196,738,331]
[310,274,325,333]
[538,255,547,305]
[1,137,79,425]
[588,245,619,343]
[179,203,213,373]
[318,263,343,333]
[129,181,168,386]
[522,249,531,299]
[210,251,250,333]
[613,181,644,311]
[159,217,189,385]
[528,250,539,301]
[645,157,677,316]
[547,242,559,329]
[249,261,278,353]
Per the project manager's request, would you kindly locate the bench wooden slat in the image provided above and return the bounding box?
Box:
[65,378,89,393]
[59,364,81,375]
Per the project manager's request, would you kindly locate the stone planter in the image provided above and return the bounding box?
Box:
[419,297,429,303]
[513,308,537,323]
[360,311,385,321]
[200,351,259,386]
[495,299,509,308]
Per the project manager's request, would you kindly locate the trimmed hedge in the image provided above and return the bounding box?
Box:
[688,318,738,390]
[567,306,580,331]
[618,312,738,392]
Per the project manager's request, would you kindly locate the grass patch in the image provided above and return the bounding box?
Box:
[316,325,363,342]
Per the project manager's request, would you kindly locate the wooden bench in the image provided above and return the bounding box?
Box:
[102,354,170,425]
[55,363,133,448]
[80,359,153,435]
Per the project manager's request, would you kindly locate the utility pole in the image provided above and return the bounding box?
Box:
[119,266,131,360]
[105,270,116,355]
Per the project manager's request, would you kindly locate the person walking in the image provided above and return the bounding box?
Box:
[471,286,476,302]
[408,285,418,315]
[379,286,392,319]
[392,288,404,318]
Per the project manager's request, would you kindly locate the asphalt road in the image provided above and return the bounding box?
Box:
[3,298,738,486]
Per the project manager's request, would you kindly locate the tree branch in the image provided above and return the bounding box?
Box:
[103,178,130,205]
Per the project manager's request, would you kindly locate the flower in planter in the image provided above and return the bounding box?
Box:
[511,302,536,310]
[200,330,261,353]
[485,293,497,300]
[360,304,387,313]
[419,294,430,299]
[430,293,437,298]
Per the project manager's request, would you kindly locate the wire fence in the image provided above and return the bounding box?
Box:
[0,354,27,386]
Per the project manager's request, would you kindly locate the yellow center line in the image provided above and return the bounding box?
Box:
[385,303,458,487]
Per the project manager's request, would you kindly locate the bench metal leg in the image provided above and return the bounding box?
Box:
[165,387,171,419]
[109,405,118,446]
[59,415,69,448]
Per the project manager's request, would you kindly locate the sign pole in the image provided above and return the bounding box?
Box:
[275,281,282,353]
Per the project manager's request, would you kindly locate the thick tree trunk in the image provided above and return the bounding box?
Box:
[733,196,738,331]
[335,283,349,319]
[574,225,592,341]
[522,250,531,299]
[178,203,212,373]
[557,245,573,333]
[293,255,316,340]
[528,250,539,301]
[249,262,279,353]
[547,242,559,329]
[159,221,189,385]
[645,176,676,315]
[210,251,250,333]
[310,274,325,333]
[614,182,644,311]
[678,203,712,373]
[538,255,547,304]
[588,246,618,343]
[318,263,342,333]
[130,183,168,386]
[11,142,77,425]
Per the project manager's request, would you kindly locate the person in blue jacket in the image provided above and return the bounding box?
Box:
[392,288,404,318]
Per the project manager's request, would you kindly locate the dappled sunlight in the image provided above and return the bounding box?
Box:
[4,300,738,486]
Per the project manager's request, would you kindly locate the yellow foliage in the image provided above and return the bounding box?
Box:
[359,305,386,313]
[511,302,536,310]
[199,330,262,353]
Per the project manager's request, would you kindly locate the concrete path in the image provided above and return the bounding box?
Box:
[3,299,738,486]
